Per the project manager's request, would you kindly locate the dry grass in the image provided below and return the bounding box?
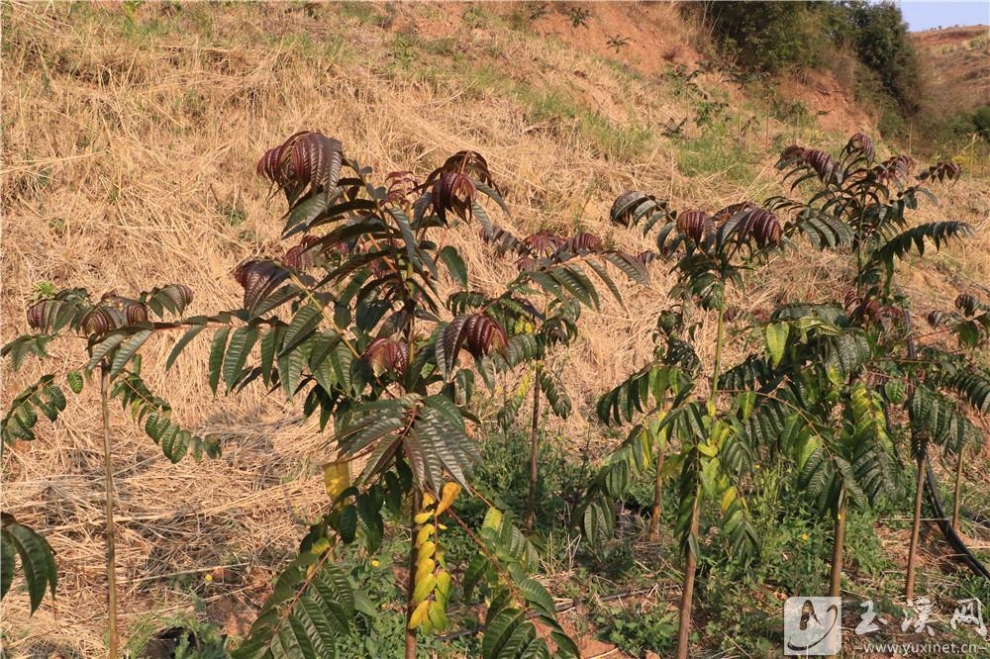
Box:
[1,2,988,656]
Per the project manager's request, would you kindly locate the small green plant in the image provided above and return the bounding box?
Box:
[1,284,208,656]
[479,226,647,530]
[126,613,229,659]
[576,131,989,657]
[156,132,639,657]
[463,5,493,29]
[560,5,592,29]
[694,98,729,130]
[586,191,810,657]
[593,602,676,656]
[606,35,629,52]
[527,2,550,21]
[28,281,56,301]
[769,134,985,600]
[222,203,247,227]
[926,292,990,528]
[46,217,65,234]
[666,65,703,99]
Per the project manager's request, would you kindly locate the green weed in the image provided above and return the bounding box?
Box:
[338,2,383,26]
[463,5,494,30]
[516,85,652,160]
[593,602,676,656]
[675,127,758,183]
[125,612,227,659]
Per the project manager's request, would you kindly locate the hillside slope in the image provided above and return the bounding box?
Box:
[913,25,990,115]
[2,3,988,657]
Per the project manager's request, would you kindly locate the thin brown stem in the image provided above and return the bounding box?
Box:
[764,93,770,151]
[445,509,518,592]
[100,365,119,659]
[525,367,542,532]
[829,492,847,598]
[905,447,927,601]
[676,495,700,659]
[649,439,666,541]
[951,447,965,530]
[711,302,726,398]
[675,300,728,658]
[405,489,422,659]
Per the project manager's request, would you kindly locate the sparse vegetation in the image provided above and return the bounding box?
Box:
[689,1,924,135]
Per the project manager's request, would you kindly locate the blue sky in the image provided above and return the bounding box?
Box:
[896,1,989,30]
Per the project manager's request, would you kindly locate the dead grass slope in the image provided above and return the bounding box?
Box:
[1,2,988,655]
[913,25,990,116]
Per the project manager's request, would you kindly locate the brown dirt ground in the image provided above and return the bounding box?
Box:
[913,25,990,115]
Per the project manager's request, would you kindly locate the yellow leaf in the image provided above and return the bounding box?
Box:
[427,599,449,631]
[419,540,436,560]
[697,441,718,457]
[720,486,737,514]
[515,371,532,398]
[765,322,789,368]
[435,482,462,516]
[408,600,430,629]
[310,537,331,555]
[412,572,436,605]
[435,570,452,603]
[415,524,435,548]
[415,557,436,585]
[414,491,438,523]
[323,461,350,500]
[482,507,503,531]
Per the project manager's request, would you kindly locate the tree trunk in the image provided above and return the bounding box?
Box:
[905,448,927,601]
[675,495,700,659]
[829,492,847,598]
[405,490,422,659]
[525,368,541,532]
[951,446,964,530]
[649,447,666,541]
[100,365,119,659]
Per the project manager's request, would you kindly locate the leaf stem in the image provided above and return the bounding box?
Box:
[829,490,846,598]
[525,366,541,532]
[711,301,726,398]
[905,439,927,601]
[675,492,700,659]
[405,489,421,659]
[951,445,965,530]
[100,364,119,659]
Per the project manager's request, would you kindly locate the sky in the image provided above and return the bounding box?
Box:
[895,1,990,30]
